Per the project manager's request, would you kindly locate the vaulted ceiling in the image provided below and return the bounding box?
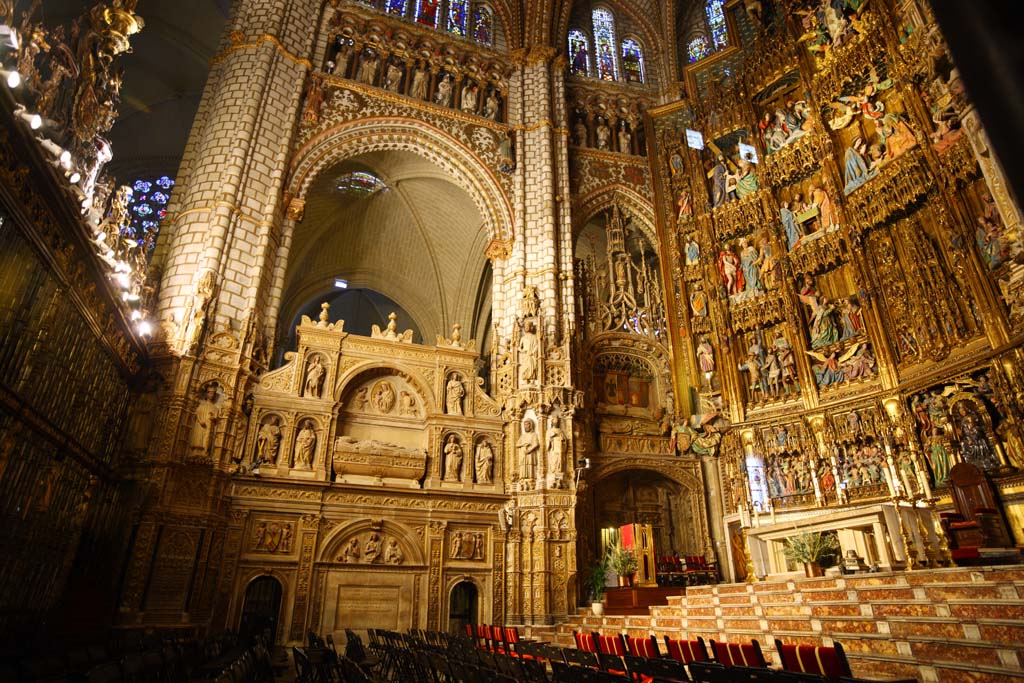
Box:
[280,150,491,345]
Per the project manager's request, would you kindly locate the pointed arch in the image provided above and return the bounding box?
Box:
[572,184,657,250]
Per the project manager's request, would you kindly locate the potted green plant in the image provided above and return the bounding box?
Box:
[586,553,610,615]
[782,531,841,578]
[608,542,639,587]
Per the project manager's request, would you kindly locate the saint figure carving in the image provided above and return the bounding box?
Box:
[444,435,464,481]
[256,416,282,465]
[475,441,493,484]
[546,416,566,486]
[190,385,220,457]
[295,421,316,469]
[304,355,325,398]
[445,375,465,415]
[519,322,539,385]
[517,418,540,482]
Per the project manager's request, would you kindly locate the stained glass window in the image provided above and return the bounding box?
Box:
[706,0,728,50]
[127,175,174,256]
[687,35,709,62]
[621,38,644,83]
[447,0,468,35]
[592,8,618,81]
[416,0,440,26]
[473,4,494,45]
[384,0,407,16]
[568,29,590,76]
[335,171,388,195]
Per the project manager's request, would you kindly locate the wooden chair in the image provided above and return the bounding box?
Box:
[623,654,690,682]
[774,639,916,683]
[945,462,1013,549]
[563,647,600,668]
[731,665,778,681]
[664,636,710,664]
[687,661,730,683]
[710,639,766,668]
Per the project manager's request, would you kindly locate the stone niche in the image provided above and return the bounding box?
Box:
[317,519,426,640]
[244,304,504,487]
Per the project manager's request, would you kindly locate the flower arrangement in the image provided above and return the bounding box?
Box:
[782,531,841,569]
[608,541,639,577]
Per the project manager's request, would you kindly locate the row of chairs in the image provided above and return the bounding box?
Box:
[565,631,915,683]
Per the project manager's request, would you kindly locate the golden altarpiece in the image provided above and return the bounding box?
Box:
[649,0,1024,581]
[2,0,1024,648]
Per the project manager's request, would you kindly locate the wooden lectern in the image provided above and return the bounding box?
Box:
[619,523,657,586]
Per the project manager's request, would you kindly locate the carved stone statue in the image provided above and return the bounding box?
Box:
[517,418,540,482]
[190,385,220,457]
[255,416,282,465]
[475,440,493,484]
[384,538,404,564]
[499,501,514,530]
[372,380,396,413]
[596,120,611,149]
[341,537,360,563]
[358,50,379,85]
[484,91,500,120]
[399,390,418,416]
[384,61,403,92]
[410,63,429,100]
[519,322,540,385]
[295,421,316,469]
[364,532,381,563]
[461,82,478,113]
[304,355,325,398]
[546,416,566,487]
[445,375,465,415]
[435,74,453,107]
[444,435,464,481]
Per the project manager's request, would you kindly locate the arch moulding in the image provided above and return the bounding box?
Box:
[573,184,657,249]
[286,117,515,246]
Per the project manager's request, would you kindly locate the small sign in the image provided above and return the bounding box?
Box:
[685,129,704,150]
[738,142,759,164]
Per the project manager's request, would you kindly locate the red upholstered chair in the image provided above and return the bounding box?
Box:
[596,634,628,657]
[489,625,507,654]
[663,636,709,664]
[626,635,660,659]
[475,624,491,649]
[503,626,522,656]
[775,640,849,680]
[574,630,599,653]
[710,639,765,668]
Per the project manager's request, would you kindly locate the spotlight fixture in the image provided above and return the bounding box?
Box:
[38,138,71,167]
[68,171,81,184]
[0,67,20,88]
[137,321,152,336]
[13,105,41,129]
[130,310,142,321]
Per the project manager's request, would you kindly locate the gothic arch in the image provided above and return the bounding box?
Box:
[335,363,437,414]
[573,184,657,249]
[286,117,514,246]
[589,332,672,391]
[587,460,704,496]
[318,518,427,566]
